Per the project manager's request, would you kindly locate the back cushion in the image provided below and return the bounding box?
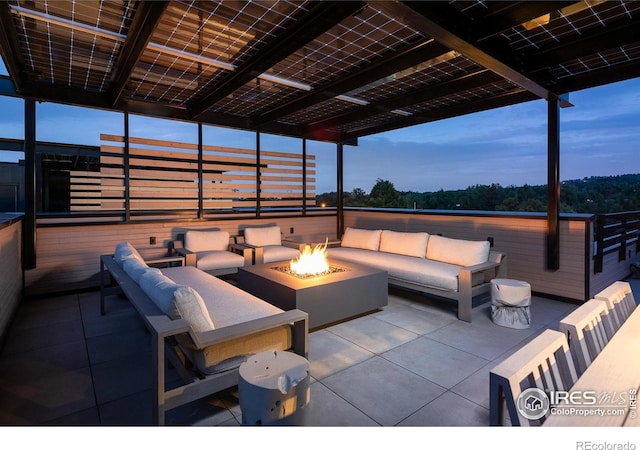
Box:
[379,230,429,258]
[122,257,149,283]
[173,286,215,333]
[139,269,179,317]
[244,226,282,247]
[341,227,382,251]
[426,235,490,267]
[114,241,144,265]
[185,230,230,252]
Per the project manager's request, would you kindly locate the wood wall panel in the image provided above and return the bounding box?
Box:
[25,215,337,296]
[69,135,316,213]
[0,220,22,343]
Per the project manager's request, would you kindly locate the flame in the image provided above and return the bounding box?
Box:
[290,238,329,277]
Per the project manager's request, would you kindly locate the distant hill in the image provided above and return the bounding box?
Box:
[316,174,640,214]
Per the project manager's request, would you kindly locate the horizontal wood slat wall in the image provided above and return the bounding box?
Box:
[344,210,591,302]
[25,215,337,296]
[68,134,316,214]
[0,220,22,343]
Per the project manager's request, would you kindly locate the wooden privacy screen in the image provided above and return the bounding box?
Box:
[69,134,316,213]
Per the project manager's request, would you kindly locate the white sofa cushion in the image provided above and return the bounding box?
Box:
[173,285,215,333]
[329,247,461,291]
[426,235,490,267]
[122,257,149,283]
[379,230,429,258]
[195,250,245,271]
[184,230,230,252]
[114,241,144,265]
[139,269,180,317]
[244,226,282,247]
[341,227,382,251]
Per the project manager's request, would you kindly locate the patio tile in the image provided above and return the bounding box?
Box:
[0,340,89,384]
[450,361,496,409]
[326,315,419,354]
[425,312,544,360]
[1,319,85,355]
[372,302,457,335]
[91,352,151,405]
[320,356,445,426]
[0,366,95,424]
[304,380,379,426]
[398,391,489,426]
[381,337,489,389]
[45,406,101,425]
[86,326,150,365]
[308,329,374,380]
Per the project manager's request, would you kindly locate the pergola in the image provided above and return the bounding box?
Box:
[1,0,639,270]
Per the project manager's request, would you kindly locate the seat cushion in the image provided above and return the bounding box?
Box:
[341,227,382,251]
[184,230,230,252]
[195,250,245,271]
[161,266,291,374]
[262,245,300,264]
[426,235,490,267]
[244,226,282,246]
[329,247,461,291]
[379,230,429,258]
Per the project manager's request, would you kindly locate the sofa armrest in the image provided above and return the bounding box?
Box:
[190,309,309,357]
[230,243,253,266]
[175,247,197,267]
[281,239,306,251]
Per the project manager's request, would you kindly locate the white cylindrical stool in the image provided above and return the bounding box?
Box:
[239,350,310,425]
[490,278,531,329]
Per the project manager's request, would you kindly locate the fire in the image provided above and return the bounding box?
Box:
[290,238,329,277]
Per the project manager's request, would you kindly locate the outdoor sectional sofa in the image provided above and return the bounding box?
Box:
[99,242,308,425]
[327,227,507,322]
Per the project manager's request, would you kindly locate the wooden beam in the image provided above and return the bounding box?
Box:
[373,1,553,101]
[547,95,561,271]
[109,1,168,107]
[188,1,366,120]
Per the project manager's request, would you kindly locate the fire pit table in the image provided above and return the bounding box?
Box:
[237,259,388,329]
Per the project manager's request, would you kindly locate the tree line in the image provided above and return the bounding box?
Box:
[316,174,640,214]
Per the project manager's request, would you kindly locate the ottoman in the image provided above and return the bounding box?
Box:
[491,278,531,329]
[238,350,310,425]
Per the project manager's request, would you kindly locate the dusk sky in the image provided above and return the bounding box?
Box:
[1,58,639,195]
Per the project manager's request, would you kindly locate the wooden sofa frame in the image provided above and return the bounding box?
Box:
[388,250,508,322]
[99,254,309,425]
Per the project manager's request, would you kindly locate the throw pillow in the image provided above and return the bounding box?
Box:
[139,269,179,317]
[244,225,282,247]
[341,227,382,251]
[114,241,144,265]
[426,235,490,267]
[122,257,149,283]
[184,230,230,252]
[173,285,215,333]
[379,230,429,258]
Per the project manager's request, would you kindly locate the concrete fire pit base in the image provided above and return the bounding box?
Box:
[237,259,388,329]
